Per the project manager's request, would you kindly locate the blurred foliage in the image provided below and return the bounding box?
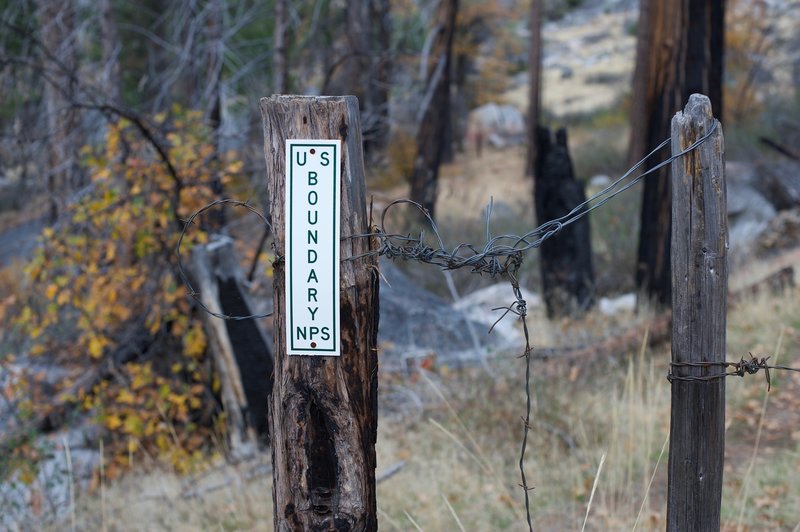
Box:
[724,0,793,125]
[0,109,244,479]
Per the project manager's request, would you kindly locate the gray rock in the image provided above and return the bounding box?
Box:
[758,207,800,253]
[0,428,100,529]
[727,180,776,252]
[598,293,635,316]
[756,161,800,211]
[378,260,511,370]
[452,283,540,343]
[588,174,612,189]
[469,103,526,149]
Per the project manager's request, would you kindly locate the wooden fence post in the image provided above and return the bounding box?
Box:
[667,94,727,531]
[260,95,380,530]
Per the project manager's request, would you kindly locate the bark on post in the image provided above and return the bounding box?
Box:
[667,94,727,531]
[260,95,379,530]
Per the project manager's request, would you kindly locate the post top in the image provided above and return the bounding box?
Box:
[684,93,713,118]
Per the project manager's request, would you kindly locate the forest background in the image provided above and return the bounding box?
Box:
[1,0,800,529]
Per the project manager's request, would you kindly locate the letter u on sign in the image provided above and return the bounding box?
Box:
[285,139,341,356]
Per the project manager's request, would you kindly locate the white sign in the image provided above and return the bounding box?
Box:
[285,139,341,356]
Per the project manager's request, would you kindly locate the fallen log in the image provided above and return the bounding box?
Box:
[189,236,273,455]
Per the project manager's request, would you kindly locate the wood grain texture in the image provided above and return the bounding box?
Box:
[260,95,379,531]
[667,94,727,532]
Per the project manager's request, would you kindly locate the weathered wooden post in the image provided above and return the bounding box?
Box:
[667,94,727,531]
[260,95,380,530]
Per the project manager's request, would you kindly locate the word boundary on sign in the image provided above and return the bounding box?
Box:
[285,139,341,356]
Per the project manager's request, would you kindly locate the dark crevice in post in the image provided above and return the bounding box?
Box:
[306,400,338,515]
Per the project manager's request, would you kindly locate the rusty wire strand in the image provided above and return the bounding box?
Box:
[509,272,535,532]
[344,121,717,280]
[668,354,800,391]
[176,123,725,529]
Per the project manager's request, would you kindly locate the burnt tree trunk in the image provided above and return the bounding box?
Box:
[535,127,594,318]
[409,0,458,219]
[630,0,724,308]
[260,95,379,530]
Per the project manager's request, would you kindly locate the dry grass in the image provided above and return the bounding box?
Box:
[46,278,797,531]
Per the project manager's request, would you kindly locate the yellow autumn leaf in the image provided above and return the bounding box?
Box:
[19,468,36,485]
[105,414,122,430]
[88,337,104,358]
[183,325,206,358]
[29,344,46,356]
[117,389,136,405]
[56,290,69,306]
[45,284,58,300]
[131,373,148,390]
[17,306,32,325]
[123,415,144,437]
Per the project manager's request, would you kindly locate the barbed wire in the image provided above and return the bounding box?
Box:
[175,121,722,532]
[176,122,717,320]
[668,354,800,390]
[344,121,717,280]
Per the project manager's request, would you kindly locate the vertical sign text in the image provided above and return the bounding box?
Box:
[285,140,341,356]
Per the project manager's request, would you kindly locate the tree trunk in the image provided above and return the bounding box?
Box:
[630,0,724,308]
[205,0,226,228]
[535,127,595,318]
[273,0,289,94]
[525,0,543,178]
[366,0,392,157]
[409,0,458,219]
[260,95,380,530]
[98,0,121,103]
[36,0,81,222]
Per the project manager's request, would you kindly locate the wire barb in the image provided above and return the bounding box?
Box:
[667,353,800,391]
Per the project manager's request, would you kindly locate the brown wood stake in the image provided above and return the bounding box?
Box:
[260,95,379,530]
[667,94,727,531]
